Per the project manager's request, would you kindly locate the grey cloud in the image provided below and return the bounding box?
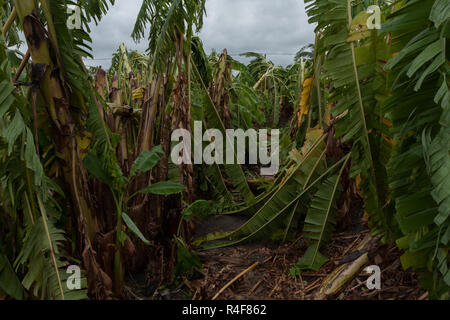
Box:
[85,1,147,68]
[85,0,315,68]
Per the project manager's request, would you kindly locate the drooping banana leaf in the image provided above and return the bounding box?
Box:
[197,130,328,249]
[282,147,327,242]
[199,149,351,250]
[299,154,350,270]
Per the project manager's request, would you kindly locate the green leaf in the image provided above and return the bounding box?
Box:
[138,181,185,195]
[0,254,24,299]
[24,128,44,186]
[406,39,443,78]
[0,79,15,119]
[430,0,450,28]
[173,236,202,279]
[302,174,343,267]
[4,111,25,154]
[122,212,149,244]
[83,152,113,187]
[295,245,329,272]
[181,200,210,221]
[130,145,164,177]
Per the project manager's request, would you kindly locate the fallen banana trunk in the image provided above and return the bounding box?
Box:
[314,234,379,299]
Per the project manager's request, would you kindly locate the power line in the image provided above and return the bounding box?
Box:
[84,58,112,61]
[84,52,298,61]
[228,53,297,56]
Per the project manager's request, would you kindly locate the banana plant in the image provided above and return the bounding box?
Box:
[303,0,449,297]
[241,52,289,127]
[83,144,185,294]
[0,36,87,300]
[2,0,116,299]
[305,0,396,240]
[381,0,450,298]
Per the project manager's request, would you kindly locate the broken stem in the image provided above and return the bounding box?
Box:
[212,262,259,300]
[13,49,31,84]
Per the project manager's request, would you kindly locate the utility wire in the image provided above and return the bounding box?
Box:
[84,52,298,61]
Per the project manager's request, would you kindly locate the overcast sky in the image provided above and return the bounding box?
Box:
[85,0,315,69]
